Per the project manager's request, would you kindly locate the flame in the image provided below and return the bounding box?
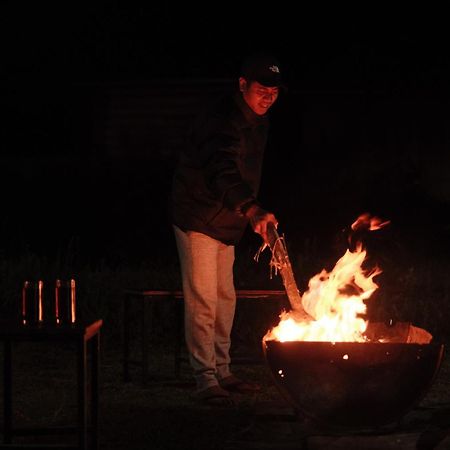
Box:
[351,212,390,231]
[264,243,382,343]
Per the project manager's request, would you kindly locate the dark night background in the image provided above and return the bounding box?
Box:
[3,9,450,449]
[2,5,450,283]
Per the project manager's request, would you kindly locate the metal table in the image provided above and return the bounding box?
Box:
[1,319,102,450]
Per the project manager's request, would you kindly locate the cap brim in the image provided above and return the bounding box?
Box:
[258,78,288,92]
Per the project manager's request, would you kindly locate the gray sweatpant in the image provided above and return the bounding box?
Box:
[173,225,236,391]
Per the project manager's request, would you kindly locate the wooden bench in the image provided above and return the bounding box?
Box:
[122,289,287,383]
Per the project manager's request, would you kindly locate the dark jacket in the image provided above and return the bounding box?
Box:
[170,91,269,245]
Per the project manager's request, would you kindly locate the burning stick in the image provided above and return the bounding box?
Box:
[266,223,313,322]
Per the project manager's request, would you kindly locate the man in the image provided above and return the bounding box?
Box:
[170,52,283,405]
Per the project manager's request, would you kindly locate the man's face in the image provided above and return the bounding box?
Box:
[240,78,279,116]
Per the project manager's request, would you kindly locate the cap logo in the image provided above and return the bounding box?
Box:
[269,65,280,73]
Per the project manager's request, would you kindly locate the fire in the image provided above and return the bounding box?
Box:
[264,214,385,343]
[351,212,390,231]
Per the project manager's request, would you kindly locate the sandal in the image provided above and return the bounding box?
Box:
[196,385,235,407]
[219,375,261,394]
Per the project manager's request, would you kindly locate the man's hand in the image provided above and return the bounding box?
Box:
[245,204,278,243]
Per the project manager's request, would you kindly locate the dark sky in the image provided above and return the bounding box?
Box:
[3,5,450,266]
[4,4,450,87]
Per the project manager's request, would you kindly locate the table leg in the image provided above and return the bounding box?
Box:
[91,333,100,450]
[174,297,183,378]
[123,294,131,382]
[3,341,12,444]
[142,298,149,384]
[77,338,88,450]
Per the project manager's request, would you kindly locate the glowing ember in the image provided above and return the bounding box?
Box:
[264,213,388,343]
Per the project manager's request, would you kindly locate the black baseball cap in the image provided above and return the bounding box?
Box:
[240,52,284,88]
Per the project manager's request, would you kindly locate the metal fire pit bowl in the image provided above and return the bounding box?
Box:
[262,322,444,430]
